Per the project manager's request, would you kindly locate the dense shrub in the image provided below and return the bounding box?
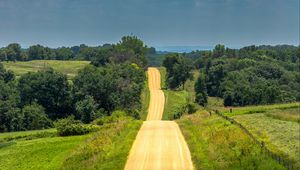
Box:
[54,116,99,136]
[93,110,132,125]
[193,45,300,106]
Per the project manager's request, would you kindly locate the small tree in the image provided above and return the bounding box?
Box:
[22,103,52,130]
[75,96,98,123]
[195,74,208,106]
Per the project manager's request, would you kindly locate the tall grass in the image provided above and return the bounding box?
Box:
[60,120,142,170]
[177,112,285,170]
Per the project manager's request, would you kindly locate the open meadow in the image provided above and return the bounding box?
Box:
[2,60,90,79]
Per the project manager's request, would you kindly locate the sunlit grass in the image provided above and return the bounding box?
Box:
[177,112,284,169]
[2,60,90,79]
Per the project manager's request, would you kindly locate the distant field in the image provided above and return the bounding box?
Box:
[177,112,284,169]
[2,60,90,79]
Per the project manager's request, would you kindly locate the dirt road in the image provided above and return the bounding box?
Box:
[125,67,193,170]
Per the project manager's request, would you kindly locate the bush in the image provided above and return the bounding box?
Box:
[54,116,99,136]
[187,103,197,114]
[93,110,132,126]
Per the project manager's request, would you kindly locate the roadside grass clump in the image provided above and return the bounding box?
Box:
[140,76,150,120]
[233,113,300,166]
[2,60,89,79]
[60,119,142,170]
[55,116,100,136]
[93,110,133,125]
[177,112,285,170]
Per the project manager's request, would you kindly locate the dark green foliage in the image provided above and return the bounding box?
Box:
[18,68,72,119]
[192,45,300,106]
[73,63,145,114]
[75,96,98,123]
[162,54,193,89]
[22,103,52,130]
[28,45,56,60]
[55,47,74,60]
[195,73,208,106]
[5,43,22,61]
[91,36,149,68]
[0,65,21,132]
[0,63,14,83]
[54,116,99,136]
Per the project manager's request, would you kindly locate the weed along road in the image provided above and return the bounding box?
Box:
[125,67,193,170]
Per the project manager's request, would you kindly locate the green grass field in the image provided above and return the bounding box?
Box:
[233,111,300,165]
[0,129,91,170]
[177,112,285,170]
[2,60,90,79]
[0,119,141,170]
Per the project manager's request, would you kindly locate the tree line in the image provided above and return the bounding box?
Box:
[0,36,156,66]
[0,36,147,132]
[162,44,300,107]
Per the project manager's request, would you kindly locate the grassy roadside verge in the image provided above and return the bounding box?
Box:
[158,67,190,120]
[158,67,166,89]
[140,73,150,120]
[177,112,285,170]
[61,120,142,170]
[163,90,189,120]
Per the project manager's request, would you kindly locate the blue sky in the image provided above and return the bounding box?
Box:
[0,0,299,48]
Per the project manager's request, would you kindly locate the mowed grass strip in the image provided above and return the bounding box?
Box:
[177,112,285,170]
[60,120,142,170]
[2,60,90,79]
[0,133,91,170]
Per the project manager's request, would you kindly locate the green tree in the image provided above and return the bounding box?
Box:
[75,96,98,123]
[195,74,208,106]
[18,68,72,119]
[163,55,193,89]
[22,103,52,130]
[6,43,22,61]
[55,47,74,60]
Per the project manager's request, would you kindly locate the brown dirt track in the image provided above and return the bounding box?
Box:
[125,67,193,170]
